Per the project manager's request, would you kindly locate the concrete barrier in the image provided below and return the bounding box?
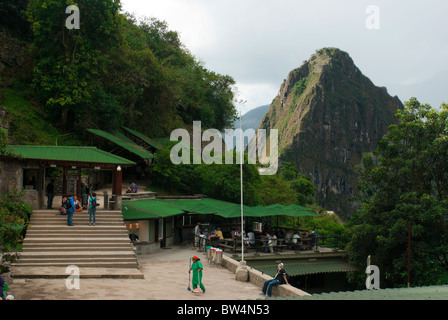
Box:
[221,254,311,298]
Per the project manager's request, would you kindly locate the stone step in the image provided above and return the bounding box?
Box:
[23,237,131,244]
[25,232,128,238]
[13,257,137,267]
[12,261,138,268]
[31,211,123,217]
[27,227,128,232]
[18,251,136,258]
[29,220,125,226]
[31,215,123,220]
[22,241,132,247]
[12,208,143,279]
[22,246,134,252]
[28,226,127,230]
[32,210,123,214]
[11,267,145,279]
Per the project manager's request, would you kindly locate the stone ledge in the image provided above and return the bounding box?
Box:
[220,254,311,298]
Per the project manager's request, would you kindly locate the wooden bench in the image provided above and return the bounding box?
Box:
[275,245,288,252]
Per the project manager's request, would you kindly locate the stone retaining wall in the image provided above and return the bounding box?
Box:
[221,254,311,298]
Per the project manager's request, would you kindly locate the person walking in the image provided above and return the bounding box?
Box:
[260,263,289,298]
[67,195,75,226]
[194,222,201,248]
[46,179,55,209]
[89,192,99,226]
[189,256,205,293]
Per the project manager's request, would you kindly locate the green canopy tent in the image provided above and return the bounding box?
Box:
[122,198,319,220]
[122,199,185,220]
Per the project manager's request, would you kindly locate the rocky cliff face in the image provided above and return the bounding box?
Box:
[260,48,403,219]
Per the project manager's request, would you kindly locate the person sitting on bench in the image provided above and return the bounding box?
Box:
[126,182,138,193]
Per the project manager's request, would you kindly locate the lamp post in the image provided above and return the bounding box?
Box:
[240,110,244,262]
[235,109,248,282]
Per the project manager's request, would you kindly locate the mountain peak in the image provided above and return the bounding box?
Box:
[261,48,404,219]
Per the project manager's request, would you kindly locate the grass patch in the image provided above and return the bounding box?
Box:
[0,88,75,146]
[146,184,190,196]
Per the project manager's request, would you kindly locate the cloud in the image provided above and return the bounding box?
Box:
[121,0,217,52]
[234,82,279,115]
[120,0,448,112]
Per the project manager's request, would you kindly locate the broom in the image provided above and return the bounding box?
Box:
[187,257,192,291]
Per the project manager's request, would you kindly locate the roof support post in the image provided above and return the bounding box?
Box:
[112,166,122,211]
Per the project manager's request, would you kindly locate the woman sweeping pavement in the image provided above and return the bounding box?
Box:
[189,256,205,293]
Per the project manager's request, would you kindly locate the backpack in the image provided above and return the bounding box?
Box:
[68,197,75,213]
[91,197,98,208]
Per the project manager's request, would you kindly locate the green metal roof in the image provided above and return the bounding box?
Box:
[3,145,135,166]
[122,199,185,220]
[122,127,162,150]
[276,285,448,300]
[122,198,318,220]
[255,261,358,277]
[88,129,156,160]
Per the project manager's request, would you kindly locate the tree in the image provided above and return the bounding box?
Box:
[106,15,237,137]
[259,174,296,206]
[0,130,31,269]
[26,0,122,129]
[0,0,29,36]
[346,98,448,288]
[194,151,262,206]
[280,162,317,206]
[149,143,197,194]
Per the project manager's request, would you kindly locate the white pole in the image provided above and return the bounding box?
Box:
[240,110,244,262]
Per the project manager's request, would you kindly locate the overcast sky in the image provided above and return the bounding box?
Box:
[121,0,448,115]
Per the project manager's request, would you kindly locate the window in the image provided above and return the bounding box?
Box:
[23,169,38,190]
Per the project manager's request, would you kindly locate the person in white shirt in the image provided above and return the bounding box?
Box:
[194,222,201,247]
[268,233,277,253]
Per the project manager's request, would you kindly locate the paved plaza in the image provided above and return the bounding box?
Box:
[4,245,264,300]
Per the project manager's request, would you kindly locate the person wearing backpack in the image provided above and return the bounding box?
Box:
[89,192,99,226]
[67,195,76,226]
[260,263,290,298]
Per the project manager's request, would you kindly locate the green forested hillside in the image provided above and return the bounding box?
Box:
[0,0,237,145]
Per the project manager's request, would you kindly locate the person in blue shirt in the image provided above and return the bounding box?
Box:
[89,192,99,226]
[126,182,138,193]
[67,196,75,226]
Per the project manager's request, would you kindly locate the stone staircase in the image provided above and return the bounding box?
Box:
[11,210,144,279]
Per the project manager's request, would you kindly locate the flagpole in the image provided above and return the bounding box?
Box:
[240,110,244,262]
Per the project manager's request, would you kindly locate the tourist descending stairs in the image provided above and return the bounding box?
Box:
[11,210,144,279]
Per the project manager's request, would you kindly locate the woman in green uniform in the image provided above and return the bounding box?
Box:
[189,256,205,293]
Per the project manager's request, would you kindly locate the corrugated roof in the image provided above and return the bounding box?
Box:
[122,199,184,220]
[255,262,358,277]
[122,127,162,150]
[88,129,156,160]
[276,285,448,300]
[3,145,135,166]
[122,198,318,220]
